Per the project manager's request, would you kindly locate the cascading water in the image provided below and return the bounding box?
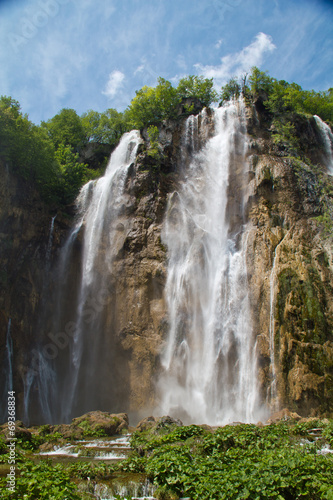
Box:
[268,250,278,410]
[63,129,142,421]
[314,115,333,174]
[46,215,57,265]
[157,99,263,425]
[0,319,13,423]
[26,130,143,424]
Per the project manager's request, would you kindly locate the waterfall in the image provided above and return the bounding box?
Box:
[0,318,14,423]
[60,130,142,422]
[46,215,57,264]
[268,250,278,410]
[6,318,13,392]
[22,130,142,424]
[314,115,333,174]
[157,99,263,425]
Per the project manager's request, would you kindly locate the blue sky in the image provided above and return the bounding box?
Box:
[0,0,332,124]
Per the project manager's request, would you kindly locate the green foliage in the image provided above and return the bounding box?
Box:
[2,421,333,499]
[126,421,333,500]
[81,108,128,145]
[147,125,161,161]
[126,75,217,129]
[0,435,7,454]
[176,75,217,107]
[220,77,241,104]
[68,460,114,480]
[2,70,332,209]
[55,144,87,204]
[41,108,86,151]
[126,77,178,129]
[248,67,273,97]
[0,95,62,203]
[271,119,299,154]
[0,460,81,499]
[42,431,64,443]
[221,67,333,124]
[16,434,42,451]
[77,419,107,437]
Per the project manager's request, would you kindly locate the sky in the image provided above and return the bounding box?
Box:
[0,0,332,124]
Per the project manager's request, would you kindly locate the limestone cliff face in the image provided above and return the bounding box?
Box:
[0,163,64,420]
[1,104,333,424]
[245,106,333,416]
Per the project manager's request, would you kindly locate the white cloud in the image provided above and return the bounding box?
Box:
[134,64,145,75]
[102,70,125,99]
[195,32,276,86]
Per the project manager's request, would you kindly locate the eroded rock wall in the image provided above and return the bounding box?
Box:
[245,107,333,416]
[1,104,333,423]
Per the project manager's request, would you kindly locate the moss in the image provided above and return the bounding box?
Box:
[157,235,167,253]
[277,267,329,345]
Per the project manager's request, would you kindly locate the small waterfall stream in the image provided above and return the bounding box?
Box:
[157,100,263,425]
[268,250,278,410]
[0,318,14,423]
[6,318,13,393]
[314,115,333,174]
[46,214,57,265]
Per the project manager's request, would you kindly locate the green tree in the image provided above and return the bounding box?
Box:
[248,66,272,97]
[55,144,87,204]
[0,95,61,202]
[176,75,217,107]
[126,78,178,129]
[220,77,241,104]
[81,108,128,145]
[42,108,86,151]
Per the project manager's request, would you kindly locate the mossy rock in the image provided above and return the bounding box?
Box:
[71,411,129,437]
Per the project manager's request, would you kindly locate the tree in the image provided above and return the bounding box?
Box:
[176,75,217,107]
[55,144,87,204]
[126,78,178,129]
[248,67,272,97]
[81,108,128,145]
[220,77,241,104]
[41,108,86,151]
[0,95,60,198]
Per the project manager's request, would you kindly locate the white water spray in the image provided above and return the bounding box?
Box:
[63,130,142,421]
[158,100,262,425]
[268,250,278,410]
[46,215,57,263]
[314,115,333,174]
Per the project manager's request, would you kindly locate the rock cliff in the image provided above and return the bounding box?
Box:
[1,102,333,424]
[245,105,333,415]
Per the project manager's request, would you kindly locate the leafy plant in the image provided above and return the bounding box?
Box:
[0,460,81,499]
[78,419,107,437]
[126,421,333,500]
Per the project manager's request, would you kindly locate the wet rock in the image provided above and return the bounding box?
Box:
[155,416,183,429]
[70,411,129,436]
[135,416,157,431]
[266,408,302,424]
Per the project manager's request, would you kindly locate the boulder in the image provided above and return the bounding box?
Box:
[70,411,129,436]
[135,416,157,431]
[267,408,302,424]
